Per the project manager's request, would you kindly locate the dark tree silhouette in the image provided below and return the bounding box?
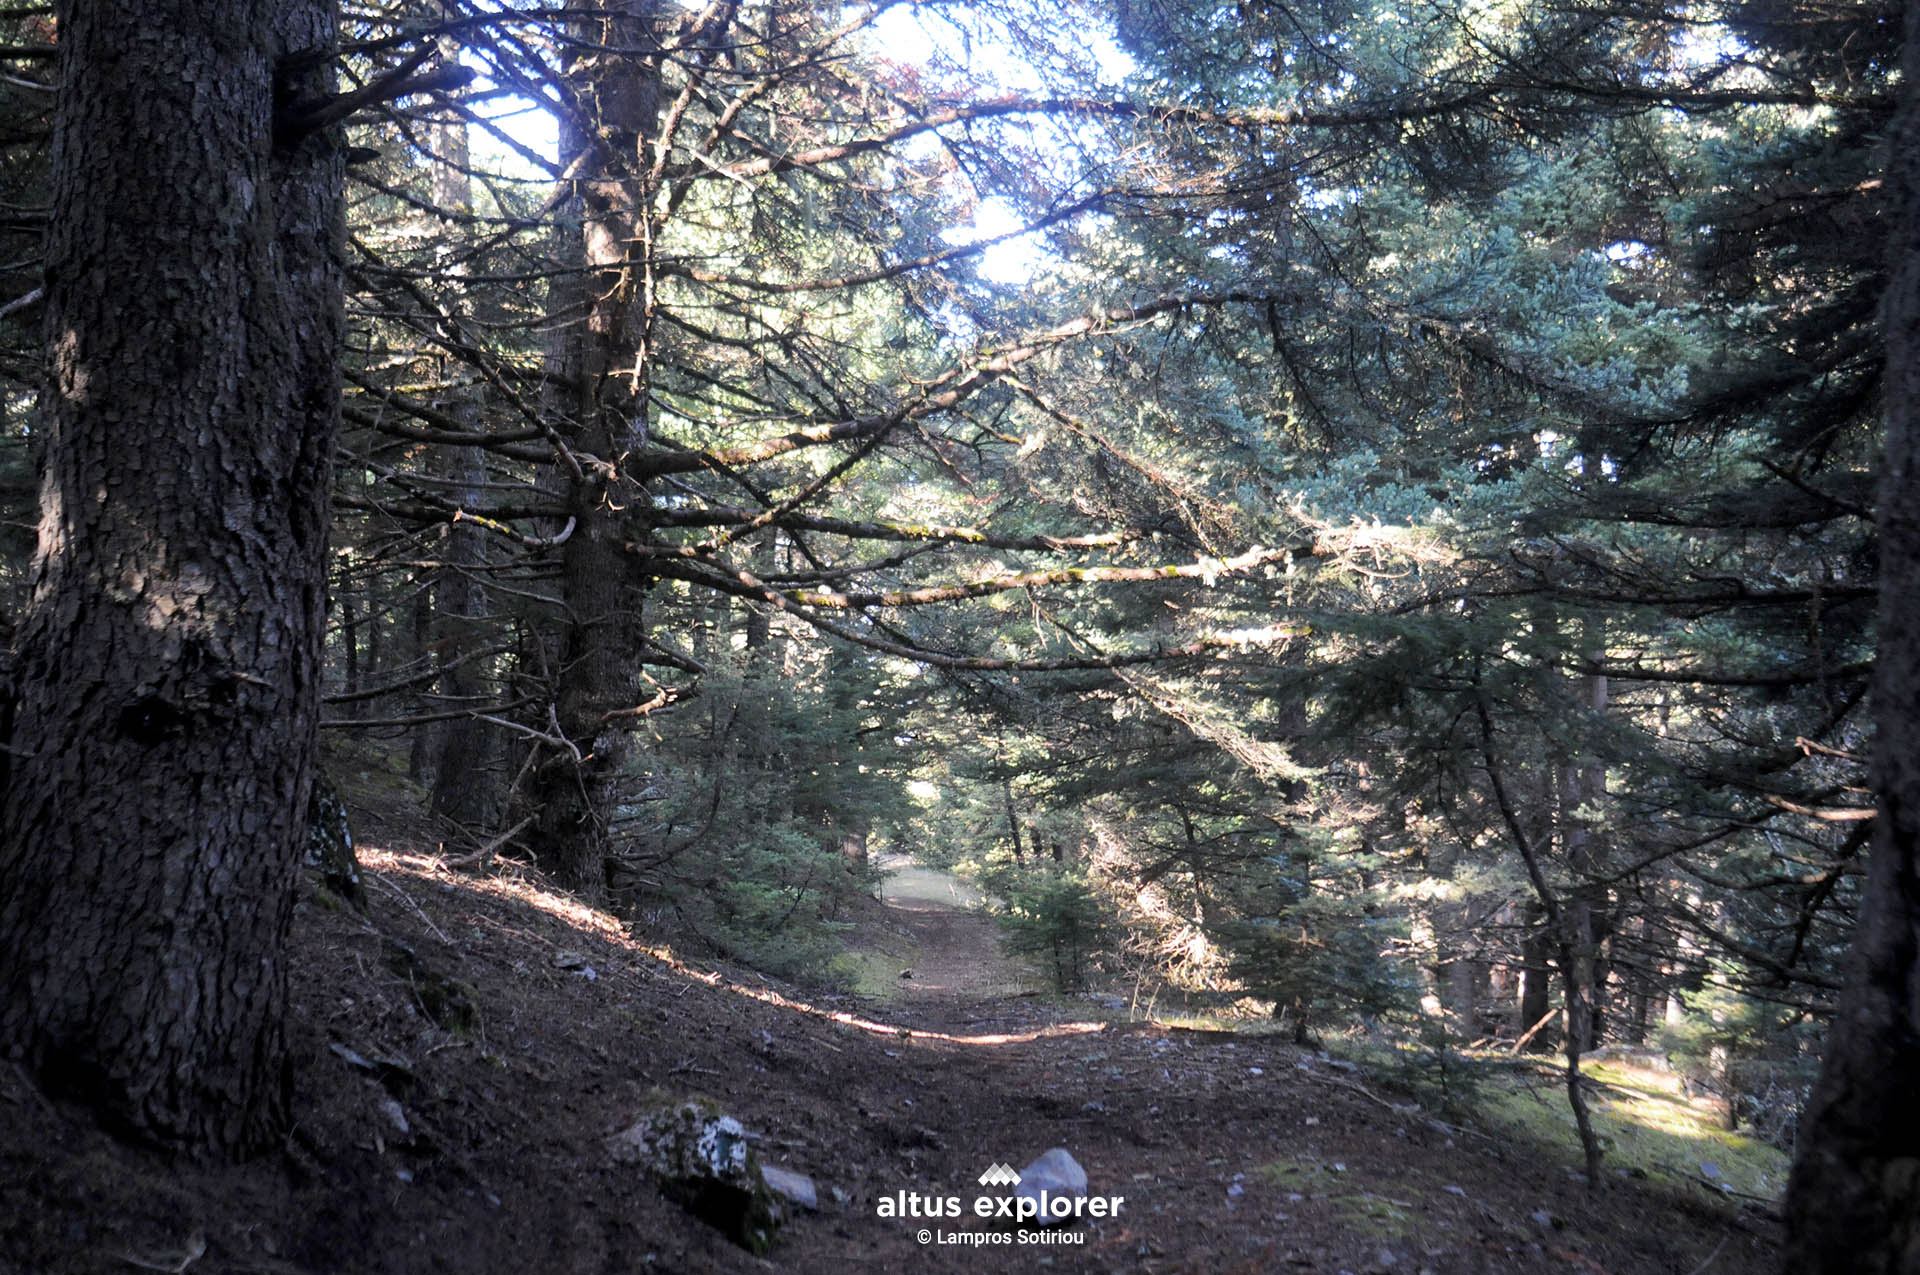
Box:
[0,0,343,1157]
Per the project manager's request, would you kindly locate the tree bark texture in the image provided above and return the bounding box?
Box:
[1784,5,1920,1268]
[530,0,661,900]
[0,0,341,1157]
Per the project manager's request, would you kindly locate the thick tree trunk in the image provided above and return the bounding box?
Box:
[1784,7,1920,1267]
[529,0,661,900]
[407,585,434,780]
[1443,958,1477,1031]
[1423,840,1479,1033]
[1005,779,1026,860]
[0,0,340,1157]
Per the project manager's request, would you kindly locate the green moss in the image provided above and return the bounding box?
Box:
[1478,1058,1790,1200]
[1258,1157,1339,1189]
[1330,1194,1415,1237]
[1257,1157,1416,1239]
[383,942,481,1036]
[842,947,920,1001]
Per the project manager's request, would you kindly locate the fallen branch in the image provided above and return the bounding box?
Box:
[443,815,536,870]
[1511,1006,1558,1054]
[1294,1065,1413,1113]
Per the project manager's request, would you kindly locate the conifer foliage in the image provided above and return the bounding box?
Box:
[0,6,1913,1260]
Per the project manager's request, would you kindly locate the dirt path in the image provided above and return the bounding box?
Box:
[813,856,1776,1273]
[0,842,1781,1275]
[869,855,1038,1010]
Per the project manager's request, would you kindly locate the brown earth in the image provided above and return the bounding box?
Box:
[0,811,1779,1275]
[864,854,1038,1004]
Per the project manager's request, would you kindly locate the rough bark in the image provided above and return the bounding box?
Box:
[1783,6,1920,1267]
[529,0,662,900]
[0,0,341,1157]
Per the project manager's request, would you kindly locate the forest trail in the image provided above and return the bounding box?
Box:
[861,855,1039,1011]
[0,835,1780,1275]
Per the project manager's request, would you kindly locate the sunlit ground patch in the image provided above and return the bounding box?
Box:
[1479,1056,1789,1200]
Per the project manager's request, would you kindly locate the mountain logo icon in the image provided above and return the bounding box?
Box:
[977,1163,1022,1187]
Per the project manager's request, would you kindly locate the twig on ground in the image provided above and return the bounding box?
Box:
[369,873,455,948]
[1294,1065,1411,1113]
[1685,1236,1729,1275]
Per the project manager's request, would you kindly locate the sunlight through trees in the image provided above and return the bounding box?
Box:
[0,1,1910,1266]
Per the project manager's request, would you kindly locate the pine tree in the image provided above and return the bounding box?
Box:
[1784,1,1920,1265]
[0,0,344,1157]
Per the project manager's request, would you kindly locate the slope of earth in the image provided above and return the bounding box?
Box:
[0,818,1778,1275]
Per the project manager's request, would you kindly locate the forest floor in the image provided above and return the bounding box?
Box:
[1,802,1783,1275]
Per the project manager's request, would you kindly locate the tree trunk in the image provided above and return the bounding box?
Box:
[0,0,341,1157]
[338,589,361,696]
[406,583,434,781]
[1425,840,1478,1033]
[1784,7,1920,1266]
[424,69,497,826]
[1444,958,1477,1032]
[1005,779,1025,860]
[743,533,773,651]
[1518,901,1553,1044]
[529,0,662,900]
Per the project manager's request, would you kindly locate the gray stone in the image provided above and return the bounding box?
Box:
[1016,1147,1089,1226]
[761,1164,819,1210]
[376,1097,409,1137]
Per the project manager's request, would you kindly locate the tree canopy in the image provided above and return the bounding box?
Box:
[0,0,1913,1265]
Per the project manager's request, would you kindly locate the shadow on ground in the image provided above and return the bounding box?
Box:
[0,830,1780,1274]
